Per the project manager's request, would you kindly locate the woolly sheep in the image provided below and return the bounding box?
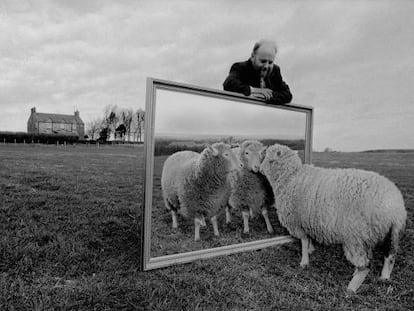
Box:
[260,144,407,293]
[227,140,275,234]
[161,142,243,241]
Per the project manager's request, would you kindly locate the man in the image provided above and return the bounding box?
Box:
[223,40,292,105]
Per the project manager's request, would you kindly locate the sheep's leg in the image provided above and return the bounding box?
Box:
[261,208,274,234]
[171,210,178,229]
[344,244,371,293]
[225,205,232,224]
[194,216,206,241]
[242,211,250,234]
[300,237,310,268]
[380,225,400,280]
[347,267,370,293]
[211,215,219,237]
[380,255,395,280]
[249,208,253,218]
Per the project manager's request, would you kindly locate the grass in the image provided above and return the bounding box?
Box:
[0,144,413,310]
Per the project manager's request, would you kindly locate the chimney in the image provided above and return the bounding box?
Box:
[31,107,36,114]
[75,110,80,117]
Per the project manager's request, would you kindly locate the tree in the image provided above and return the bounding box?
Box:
[98,127,109,142]
[85,105,143,143]
[85,118,102,140]
[135,109,145,142]
[103,105,119,141]
[115,124,127,140]
[119,108,133,141]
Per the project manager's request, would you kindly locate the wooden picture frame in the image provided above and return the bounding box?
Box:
[141,78,313,271]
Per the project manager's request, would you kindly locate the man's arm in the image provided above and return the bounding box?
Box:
[268,80,292,105]
[267,67,293,105]
[223,63,251,96]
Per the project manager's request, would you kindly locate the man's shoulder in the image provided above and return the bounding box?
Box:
[230,60,252,71]
[271,64,281,72]
[269,64,282,77]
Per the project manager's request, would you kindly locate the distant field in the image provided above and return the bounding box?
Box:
[0,144,413,310]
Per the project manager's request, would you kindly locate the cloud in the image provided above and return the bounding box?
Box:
[0,0,413,151]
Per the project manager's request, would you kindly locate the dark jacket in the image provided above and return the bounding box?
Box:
[223,59,293,105]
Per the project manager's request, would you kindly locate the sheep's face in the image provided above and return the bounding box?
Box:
[260,144,300,181]
[210,143,243,172]
[240,141,264,173]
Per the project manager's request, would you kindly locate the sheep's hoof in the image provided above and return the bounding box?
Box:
[345,288,357,297]
[300,262,309,269]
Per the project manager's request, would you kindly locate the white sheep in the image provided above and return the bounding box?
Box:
[227,140,275,234]
[161,142,243,241]
[260,144,407,293]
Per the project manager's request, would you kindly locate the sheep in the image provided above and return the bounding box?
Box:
[227,140,275,234]
[260,143,407,293]
[161,142,243,241]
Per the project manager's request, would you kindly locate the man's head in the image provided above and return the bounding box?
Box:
[250,40,277,77]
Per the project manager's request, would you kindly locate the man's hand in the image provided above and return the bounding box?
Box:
[250,87,273,100]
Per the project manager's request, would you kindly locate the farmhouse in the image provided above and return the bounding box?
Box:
[27,107,85,140]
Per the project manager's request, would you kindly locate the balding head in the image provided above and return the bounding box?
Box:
[252,40,278,56]
[250,39,278,76]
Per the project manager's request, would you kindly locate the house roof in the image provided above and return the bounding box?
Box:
[31,112,84,124]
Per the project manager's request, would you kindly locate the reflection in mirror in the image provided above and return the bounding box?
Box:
[141,79,313,270]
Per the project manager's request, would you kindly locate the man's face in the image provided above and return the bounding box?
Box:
[251,45,276,77]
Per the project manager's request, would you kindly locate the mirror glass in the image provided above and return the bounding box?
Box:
[142,79,312,270]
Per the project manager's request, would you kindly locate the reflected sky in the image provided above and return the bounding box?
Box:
[154,89,306,140]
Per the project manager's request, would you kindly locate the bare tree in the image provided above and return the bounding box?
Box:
[135,109,145,142]
[103,104,119,141]
[85,118,102,140]
[85,105,142,143]
[119,108,134,141]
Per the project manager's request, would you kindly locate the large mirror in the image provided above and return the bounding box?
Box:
[141,78,313,270]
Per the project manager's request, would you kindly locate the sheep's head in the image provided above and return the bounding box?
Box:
[239,140,265,173]
[260,144,302,182]
[207,142,243,172]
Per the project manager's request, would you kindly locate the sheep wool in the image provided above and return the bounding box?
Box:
[228,140,275,234]
[260,144,407,293]
[161,142,242,241]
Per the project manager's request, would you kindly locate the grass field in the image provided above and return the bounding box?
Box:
[1,144,413,310]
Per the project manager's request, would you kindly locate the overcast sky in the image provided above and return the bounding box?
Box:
[155,89,306,139]
[1,0,413,151]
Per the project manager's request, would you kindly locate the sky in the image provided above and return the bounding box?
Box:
[1,0,413,151]
[155,89,306,139]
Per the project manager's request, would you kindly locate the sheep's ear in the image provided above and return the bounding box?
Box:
[207,144,219,156]
[294,150,299,155]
